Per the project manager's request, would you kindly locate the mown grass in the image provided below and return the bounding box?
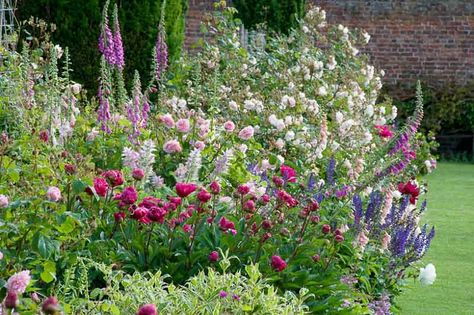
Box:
[397,163,474,314]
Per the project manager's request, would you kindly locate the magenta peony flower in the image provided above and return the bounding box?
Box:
[147,206,167,223]
[137,304,158,315]
[132,168,145,180]
[159,114,175,128]
[175,183,197,198]
[218,216,235,234]
[0,194,9,208]
[42,296,60,314]
[39,130,49,142]
[176,118,191,133]
[183,224,192,233]
[121,186,138,205]
[223,121,235,132]
[237,184,250,195]
[163,140,182,154]
[209,181,221,194]
[280,164,297,182]
[114,211,126,223]
[102,170,124,187]
[238,126,254,140]
[260,194,270,204]
[375,125,393,138]
[322,224,331,234]
[93,178,109,197]
[6,270,31,294]
[208,250,219,262]
[271,255,287,272]
[197,189,212,203]
[272,176,284,187]
[46,186,61,202]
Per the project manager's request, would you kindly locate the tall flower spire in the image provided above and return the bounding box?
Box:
[112,4,125,70]
[98,0,116,66]
[154,0,168,82]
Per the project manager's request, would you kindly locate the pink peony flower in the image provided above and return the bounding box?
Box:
[197,189,212,203]
[6,270,31,294]
[322,224,331,234]
[39,130,49,142]
[42,296,60,314]
[224,121,235,132]
[132,168,145,180]
[159,114,175,128]
[238,126,254,140]
[46,186,61,202]
[102,170,124,187]
[194,141,205,150]
[114,211,126,223]
[280,164,297,183]
[137,304,158,315]
[218,216,235,233]
[209,181,221,194]
[375,125,393,138]
[93,178,109,197]
[208,250,219,262]
[163,140,182,154]
[0,194,9,208]
[147,206,167,223]
[175,183,197,198]
[271,255,287,272]
[237,185,250,195]
[183,224,192,233]
[120,186,138,204]
[176,118,191,133]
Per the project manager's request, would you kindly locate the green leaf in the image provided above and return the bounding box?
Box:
[40,270,55,283]
[72,180,88,194]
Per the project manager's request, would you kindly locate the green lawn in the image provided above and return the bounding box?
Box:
[397,163,474,314]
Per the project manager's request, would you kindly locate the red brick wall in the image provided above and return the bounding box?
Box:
[185,0,474,99]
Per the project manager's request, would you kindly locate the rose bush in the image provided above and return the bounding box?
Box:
[0,2,436,314]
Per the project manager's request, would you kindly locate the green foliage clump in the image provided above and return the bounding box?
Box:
[232,0,305,34]
[16,0,187,92]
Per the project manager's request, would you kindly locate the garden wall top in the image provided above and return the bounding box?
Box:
[185,0,474,99]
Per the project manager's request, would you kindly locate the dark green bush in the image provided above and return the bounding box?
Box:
[16,0,187,92]
[232,0,305,34]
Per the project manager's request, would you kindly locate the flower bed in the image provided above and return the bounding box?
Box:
[0,2,436,314]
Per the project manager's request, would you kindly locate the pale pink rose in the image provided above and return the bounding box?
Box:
[160,114,175,128]
[46,186,61,202]
[163,140,182,154]
[6,270,31,294]
[194,141,205,150]
[0,194,8,208]
[224,121,235,132]
[176,118,191,133]
[381,232,391,250]
[238,126,254,140]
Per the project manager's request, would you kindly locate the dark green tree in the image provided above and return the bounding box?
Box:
[232,0,305,34]
[16,0,187,93]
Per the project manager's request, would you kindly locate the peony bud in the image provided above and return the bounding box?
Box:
[208,250,219,262]
[322,224,331,234]
[42,296,60,314]
[4,291,19,309]
[132,168,145,180]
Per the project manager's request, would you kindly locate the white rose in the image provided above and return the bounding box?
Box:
[419,264,436,285]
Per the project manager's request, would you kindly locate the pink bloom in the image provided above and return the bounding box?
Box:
[159,114,175,128]
[183,224,192,233]
[224,121,235,132]
[238,126,254,140]
[280,164,297,182]
[197,189,212,203]
[381,232,391,250]
[132,168,145,180]
[244,200,255,212]
[358,231,369,248]
[121,186,138,204]
[322,224,331,234]
[46,186,61,202]
[114,212,126,223]
[93,178,109,197]
[176,118,191,133]
[0,194,9,208]
[194,141,205,150]
[375,125,393,138]
[137,304,158,315]
[64,164,77,175]
[218,216,235,233]
[208,250,219,262]
[272,176,284,187]
[261,194,270,203]
[42,296,60,314]
[271,255,287,272]
[39,130,49,142]
[219,291,228,298]
[335,234,344,242]
[209,181,221,194]
[237,185,250,195]
[163,140,182,154]
[147,206,167,223]
[175,183,197,198]
[6,270,31,294]
[102,170,124,187]
[4,291,19,309]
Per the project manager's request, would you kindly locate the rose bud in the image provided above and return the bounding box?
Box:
[299,209,309,218]
[312,254,321,262]
[322,224,331,234]
[310,215,320,224]
[309,200,319,211]
[262,219,273,230]
[335,234,345,243]
[209,181,221,194]
[64,163,77,174]
[334,228,343,236]
[261,232,272,242]
[208,250,219,262]
[132,168,145,180]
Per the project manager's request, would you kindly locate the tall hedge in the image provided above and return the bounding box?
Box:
[232,0,305,34]
[16,0,187,92]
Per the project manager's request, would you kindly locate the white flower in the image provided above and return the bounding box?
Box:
[363,31,371,44]
[335,112,344,124]
[419,264,436,285]
[285,130,295,141]
[275,138,285,150]
[365,105,374,117]
[228,100,238,111]
[317,86,328,96]
[392,190,402,200]
[71,83,82,95]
